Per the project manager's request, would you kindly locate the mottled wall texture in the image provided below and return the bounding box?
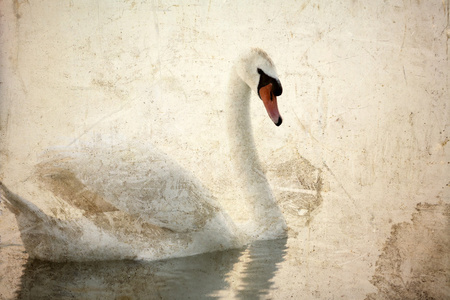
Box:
[1,1,449,299]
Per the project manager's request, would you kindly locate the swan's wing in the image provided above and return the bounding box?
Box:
[36,144,220,233]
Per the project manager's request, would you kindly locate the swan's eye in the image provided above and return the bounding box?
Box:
[257,69,282,98]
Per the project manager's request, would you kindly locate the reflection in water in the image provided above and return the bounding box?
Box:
[17,239,287,299]
[236,239,288,299]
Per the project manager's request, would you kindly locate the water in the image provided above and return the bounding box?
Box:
[17,239,288,300]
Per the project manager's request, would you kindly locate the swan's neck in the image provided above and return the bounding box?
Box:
[227,69,260,180]
[226,68,286,239]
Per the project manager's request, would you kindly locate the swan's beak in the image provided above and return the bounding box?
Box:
[259,83,283,126]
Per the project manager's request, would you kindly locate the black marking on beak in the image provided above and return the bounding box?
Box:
[257,68,282,98]
[275,117,283,126]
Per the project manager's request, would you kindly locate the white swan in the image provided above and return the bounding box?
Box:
[0,48,287,262]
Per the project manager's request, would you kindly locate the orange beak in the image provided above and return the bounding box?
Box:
[259,83,282,126]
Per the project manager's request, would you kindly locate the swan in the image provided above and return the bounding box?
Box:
[0,48,287,262]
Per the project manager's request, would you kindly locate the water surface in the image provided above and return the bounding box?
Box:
[17,239,288,299]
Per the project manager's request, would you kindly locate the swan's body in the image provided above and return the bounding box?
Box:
[1,48,287,262]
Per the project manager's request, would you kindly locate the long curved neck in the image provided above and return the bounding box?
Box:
[226,67,286,239]
[226,68,262,180]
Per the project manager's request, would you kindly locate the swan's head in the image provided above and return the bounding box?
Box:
[235,48,283,126]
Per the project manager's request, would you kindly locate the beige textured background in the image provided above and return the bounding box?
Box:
[1,1,449,299]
